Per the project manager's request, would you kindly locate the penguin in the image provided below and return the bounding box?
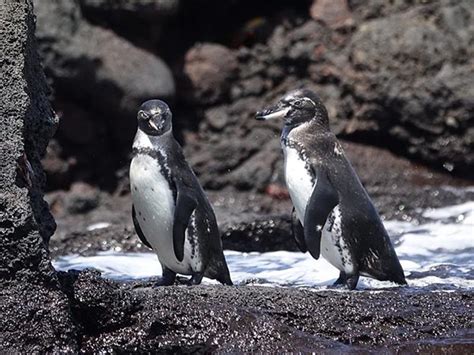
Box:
[256,89,407,290]
[130,99,232,286]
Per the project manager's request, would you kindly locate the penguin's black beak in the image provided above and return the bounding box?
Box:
[255,102,290,121]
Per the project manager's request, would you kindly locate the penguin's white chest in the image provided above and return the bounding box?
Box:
[130,154,195,275]
[283,145,353,274]
[283,146,314,221]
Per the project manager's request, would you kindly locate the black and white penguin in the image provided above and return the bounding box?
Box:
[256,89,406,289]
[130,100,232,286]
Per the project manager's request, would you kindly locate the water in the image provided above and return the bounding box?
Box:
[53,202,474,290]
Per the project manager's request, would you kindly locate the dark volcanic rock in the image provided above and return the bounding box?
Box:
[181,0,474,190]
[77,0,180,53]
[0,1,77,352]
[59,270,141,336]
[36,0,474,194]
[54,275,474,352]
[342,0,474,177]
[79,0,180,19]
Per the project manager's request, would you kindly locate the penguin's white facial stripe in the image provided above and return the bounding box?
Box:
[138,110,149,120]
[260,107,291,120]
[298,97,316,107]
[288,97,316,109]
[150,108,162,116]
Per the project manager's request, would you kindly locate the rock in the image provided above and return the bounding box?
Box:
[310,0,354,29]
[52,276,474,352]
[42,139,77,191]
[34,0,175,142]
[184,43,239,105]
[79,0,180,19]
[0,1,77,351]
[343,1,474,177]
[59,270,141,335]
[186,1,474,188]
[221,213,298,252]
[65,182,100,214]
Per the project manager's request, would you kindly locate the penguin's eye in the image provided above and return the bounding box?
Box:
[292,100,304,108]
[138,111,149,120]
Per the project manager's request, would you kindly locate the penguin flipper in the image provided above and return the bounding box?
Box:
[173,186,197,262]
[291,207,307,253]
[132,205,152,249]
[304,169,339,259]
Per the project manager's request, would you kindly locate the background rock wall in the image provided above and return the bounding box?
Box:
[34,0,474,196]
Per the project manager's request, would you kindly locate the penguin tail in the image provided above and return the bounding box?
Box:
[207,257,233,286]
[379,264,408,286]
[364,259,407,286]
[216,272,233,286]
[389,271,407,286]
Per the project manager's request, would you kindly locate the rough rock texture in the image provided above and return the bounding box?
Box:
[182,0,474,195]
[310,0,354,29]
[0,1,77,352]
[2,1,473,352]
[34,0,175,120]
[184,43,239,105]
[37,0,474,194]
[343,0,474,177]
[57,271,474,353]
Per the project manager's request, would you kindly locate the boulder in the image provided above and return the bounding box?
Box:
[184,43,239,105]
[342,1,474,177]
[310,0,354,29]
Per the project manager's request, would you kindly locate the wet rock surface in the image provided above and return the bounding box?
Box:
[55,270,474,352]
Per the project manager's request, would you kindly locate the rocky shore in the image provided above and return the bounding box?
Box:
[1,0,473,353]
[57,270,474,353]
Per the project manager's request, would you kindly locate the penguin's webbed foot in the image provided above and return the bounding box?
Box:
[186,272,204,286]
[332,271,347,286]
[154,267,176,287]
[330,272,359,290]
[345,274,359,290]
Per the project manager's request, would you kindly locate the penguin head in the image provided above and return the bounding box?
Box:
[255,89,329,128]
[137,99,172,136]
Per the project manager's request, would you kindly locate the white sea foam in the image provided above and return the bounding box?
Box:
[86,222,111,231]
[53,202,474,290]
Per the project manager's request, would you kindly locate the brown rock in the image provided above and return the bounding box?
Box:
[310,0,354,29]
[184,43,238,105]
